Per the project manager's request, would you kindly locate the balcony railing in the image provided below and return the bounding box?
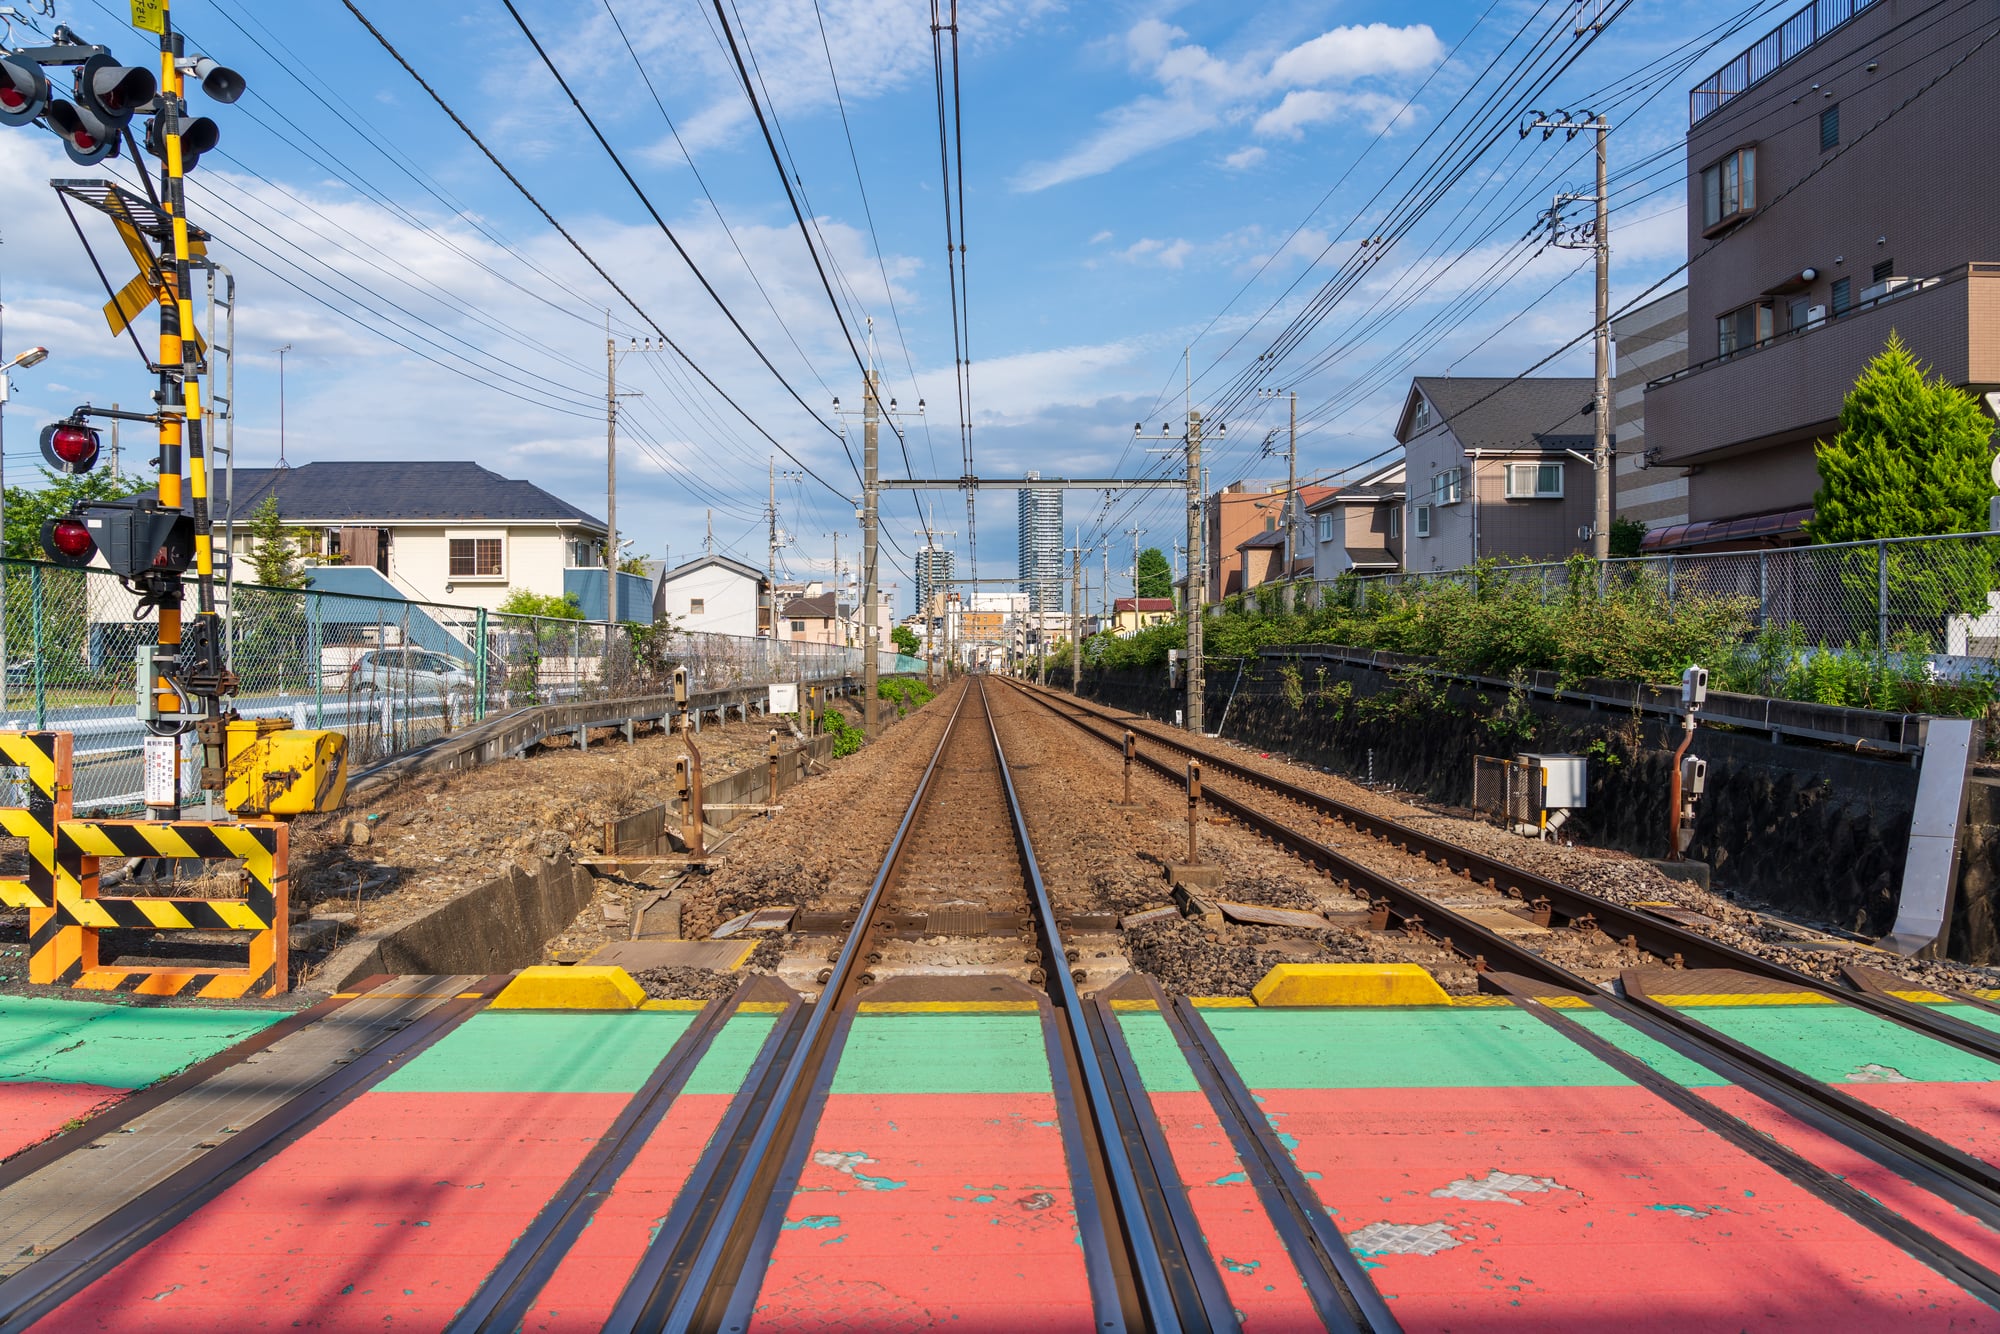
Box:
[1645,267,1956,390]
[1690,0,1878,124]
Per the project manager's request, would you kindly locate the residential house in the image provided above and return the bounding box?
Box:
[1204,479,1283,602]
[781,592,844,646]
[1397,376,1597,571]
[1611,288,1690,535]
[1110,598,1176,635]
[1305,463,1407,581]
[656,554,770,639]
[221,461,649,618]
[1642,0,2000,551]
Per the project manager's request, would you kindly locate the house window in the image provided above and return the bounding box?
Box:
[1387,507,1402,539]
[448,536,503,578]
[1504,462,1565,498]
[1831,276,1853,315]
[689,597,705,615]
[1414,505,1431,537]
[1412,398,1431,431]
[1717,301,1774,357]
[1871,258,1894,283]
[1431,468,1463,506]
[1700,146,1756,230]
[791,619,806,633]
[1316,513,1334,543]
[1819,104,1839,151]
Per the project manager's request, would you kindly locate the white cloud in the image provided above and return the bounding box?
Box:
[1089,229,1115,244]
[1119,237,1194,268]
[1222,145,1267,171]
[1266,24,1443,88]
[1254,89,1411,140]
[1014,15,1441,191]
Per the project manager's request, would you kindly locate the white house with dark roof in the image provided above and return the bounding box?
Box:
[656,554,772,639]
[219,461,649,617]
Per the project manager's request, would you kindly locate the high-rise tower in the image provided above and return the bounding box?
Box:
[1017,471,1063,613]
[914,543,955,620]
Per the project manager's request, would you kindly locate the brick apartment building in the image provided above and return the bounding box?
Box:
[1640,0,2000,551]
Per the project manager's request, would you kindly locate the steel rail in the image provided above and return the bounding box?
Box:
[1016,681,2000,1064]
[1007,680,2000,1226]
[607,679,977,1333]
[980,676,1203,1331]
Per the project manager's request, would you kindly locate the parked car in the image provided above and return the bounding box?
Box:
[342,648,472,695]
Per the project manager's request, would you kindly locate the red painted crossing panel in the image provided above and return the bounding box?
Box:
[749,1092,1095,1330]
[1266,1085,1998,1331]
[1147,1090,1323,1332]
[520,1093,735,1333]
[0,1083,122,1160]
[43,1091,629,1332]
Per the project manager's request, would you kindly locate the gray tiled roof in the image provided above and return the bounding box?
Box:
[222,462,602,528]
[1409,377,1594,449]
[784,592,839,619]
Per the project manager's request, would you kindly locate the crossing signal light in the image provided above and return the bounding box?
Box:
[46,54,155,165]
[38,499,193,578]
[0,52,49,128]
[144,113,218,172]
[38,419,102,475]
[39,514,97,568]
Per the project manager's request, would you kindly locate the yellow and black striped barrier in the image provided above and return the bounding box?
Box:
[50,818,289,1000]
[3,729,291,998]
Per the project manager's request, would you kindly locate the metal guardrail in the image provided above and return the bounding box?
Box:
[1690,0,1877,122]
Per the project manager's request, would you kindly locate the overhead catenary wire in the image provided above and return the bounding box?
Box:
[337,0,855,503]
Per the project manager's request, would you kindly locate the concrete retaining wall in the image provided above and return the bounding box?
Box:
[328,858,596,989]
[1055,659,1997,959]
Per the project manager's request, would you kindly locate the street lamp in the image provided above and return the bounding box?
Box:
[0,345,53,719]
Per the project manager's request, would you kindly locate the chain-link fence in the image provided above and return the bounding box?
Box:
[1330,533,2000,662]
[1,559,908,812]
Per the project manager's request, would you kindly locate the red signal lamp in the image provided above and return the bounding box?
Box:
[39,419,101,474]
[40,515,98,568]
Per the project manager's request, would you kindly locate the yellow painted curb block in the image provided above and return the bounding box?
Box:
[1252,963,1451,1008]
[1191,996,1255,1008]
[639,998,710,1011]
[491,965,645,1011]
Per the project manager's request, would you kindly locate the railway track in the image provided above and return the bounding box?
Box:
[598,675,1390,1331]
[1008,677,2000,1292]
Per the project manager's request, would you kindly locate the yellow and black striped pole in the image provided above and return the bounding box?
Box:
[147,0,221,818]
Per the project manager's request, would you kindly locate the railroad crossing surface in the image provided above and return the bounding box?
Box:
[7,677,2000,1331]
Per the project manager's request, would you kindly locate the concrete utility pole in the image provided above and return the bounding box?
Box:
[862,369,880,734]
[606,320,619,634]
[1187,409,1205,732]
[1525,110,1612,560]
[1135,404,1213,732]
[1126,526,1147,600]
[767,459,778,623]
[1070,536,1084,697]
[1287,390,1298,569]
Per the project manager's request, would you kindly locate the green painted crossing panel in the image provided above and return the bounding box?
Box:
[1566,1008,1730,1087]
[1116,1011,1201,1093]
[684,1013,779,1095]
[1684,1004,2000,1085]
[1938,1004,2000,1037]
[0,997,278,1089]
[375,1011,696,1094]
[1203,1007,1634,1090]
[829,1013,1053,1095]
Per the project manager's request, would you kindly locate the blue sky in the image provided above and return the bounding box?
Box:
[0,0,1788,611]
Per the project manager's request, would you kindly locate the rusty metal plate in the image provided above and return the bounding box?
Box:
[921,905,990,936]
[1216,901,1334,930]
[745,907,797,932]
[588,939,755,971]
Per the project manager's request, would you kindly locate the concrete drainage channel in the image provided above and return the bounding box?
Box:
[311,688,893,992]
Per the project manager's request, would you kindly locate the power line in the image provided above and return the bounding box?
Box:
[497,0,856,462]
[338,0,854,501]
